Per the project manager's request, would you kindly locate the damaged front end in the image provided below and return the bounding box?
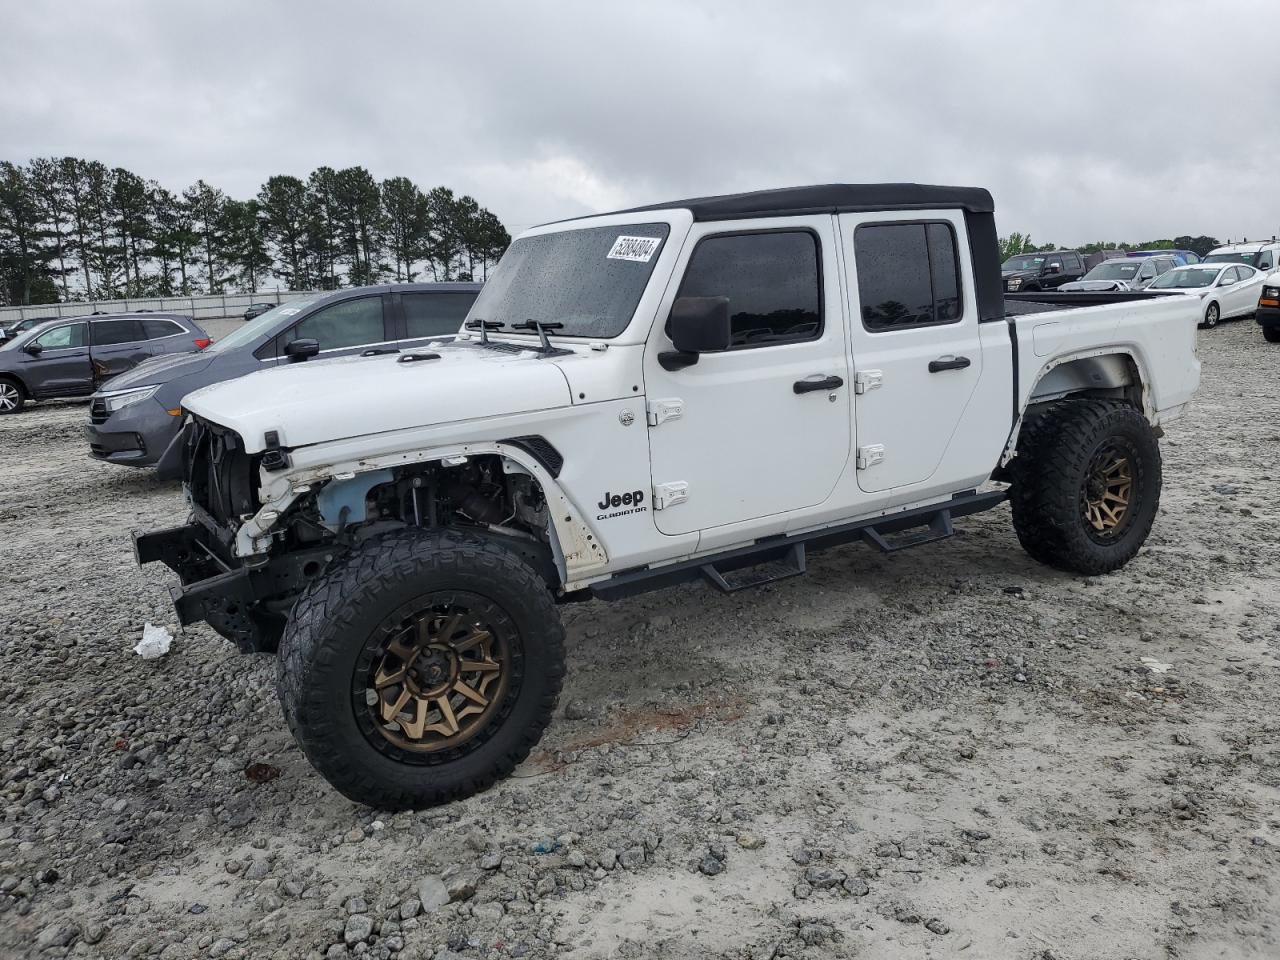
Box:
[133,418,336,652]
[135,416,576,654]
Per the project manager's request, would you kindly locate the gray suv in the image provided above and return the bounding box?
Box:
[83,283,481,470]
[0,313,210,415]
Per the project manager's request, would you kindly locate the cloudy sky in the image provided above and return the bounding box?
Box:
[2,0,1277,246]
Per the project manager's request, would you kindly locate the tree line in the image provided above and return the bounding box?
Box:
[0,158,511,306]
[999,232,1222,261]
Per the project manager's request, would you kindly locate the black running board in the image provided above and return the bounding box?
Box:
[861,510,953,553]
[701,542,806,593]
[590,488,1007,601]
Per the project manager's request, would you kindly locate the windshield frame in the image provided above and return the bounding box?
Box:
[1201,251,1260,267]
[1002,255,1046,272]
[1150,266,1222,289]
[1082,261,1142,281]
[204,297,324,354]
[465,211,688,345]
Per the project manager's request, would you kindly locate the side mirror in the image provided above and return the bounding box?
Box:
[284,338,320,362]
[23,342,43,356]
[660,296,731,371]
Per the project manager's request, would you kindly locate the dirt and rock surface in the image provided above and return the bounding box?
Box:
[1,318,1278,960]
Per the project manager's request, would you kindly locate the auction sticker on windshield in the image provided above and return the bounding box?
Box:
[607,236,661,262]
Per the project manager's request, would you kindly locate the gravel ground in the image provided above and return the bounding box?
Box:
[1,318,1278,960]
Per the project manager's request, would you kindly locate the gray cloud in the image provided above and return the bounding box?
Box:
[2,0,1276,245]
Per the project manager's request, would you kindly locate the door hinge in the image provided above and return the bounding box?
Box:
[652,481,689,510]
[647,398,684,427]
[856,444,885,470]
[854,369,883,395]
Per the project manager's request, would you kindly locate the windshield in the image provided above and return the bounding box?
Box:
[206,297,321,353]
[1202,252,1259,266]
[1084,261,1141,281]
[1002,255,1045,272]
[1151,267,1220,289]
[466,223,671,338]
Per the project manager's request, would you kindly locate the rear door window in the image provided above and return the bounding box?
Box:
[402,293,475,339]
[286,296,387,351]
[91,318,144,346]
[854,222,963,330]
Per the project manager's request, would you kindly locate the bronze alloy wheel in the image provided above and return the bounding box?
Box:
[1081,444,1134,542]
[359,595,513,756]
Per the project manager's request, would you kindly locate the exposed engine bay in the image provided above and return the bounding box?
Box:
[154,417,560,653]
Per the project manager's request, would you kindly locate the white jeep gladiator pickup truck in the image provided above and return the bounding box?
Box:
[134,184,1202,808]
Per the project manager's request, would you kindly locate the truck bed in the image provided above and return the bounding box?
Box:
[1005,289,1201,423]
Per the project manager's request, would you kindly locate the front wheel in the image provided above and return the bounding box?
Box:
[1010,399,1161,576]
[277,529,565,809]
[1264,326,1280,343]
[1202,301,1220,328]
[0,378,25,415]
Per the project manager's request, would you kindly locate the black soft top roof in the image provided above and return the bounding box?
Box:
[610,183,994,222]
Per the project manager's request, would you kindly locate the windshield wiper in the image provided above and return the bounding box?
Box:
[511,319,564,353]
[464,318,504,344]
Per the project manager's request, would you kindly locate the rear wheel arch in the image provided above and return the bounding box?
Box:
[997,350,1151,477]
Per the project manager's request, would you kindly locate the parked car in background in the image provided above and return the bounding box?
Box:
[243,302,277,321]
[0,315,59,343]
[1061,256,1178,292]
[1257,280,1280,342]
[1201,241,1279,275]
[1127,249,1201,265]
[1147,263,1265,328]
[83,282,481,467]
[0,313,210,415]
[1002,249,1086,291]
[1083,249,1127,271]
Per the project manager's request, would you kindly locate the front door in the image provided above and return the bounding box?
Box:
[22,321,92,397]
[840,214,985,495]
[643,219,851,536]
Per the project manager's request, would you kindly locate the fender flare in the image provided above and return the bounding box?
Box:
[999,346,1152,468]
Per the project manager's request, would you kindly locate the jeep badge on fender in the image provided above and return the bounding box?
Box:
[133,182,1201,810]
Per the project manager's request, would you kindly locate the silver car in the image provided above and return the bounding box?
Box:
[1060,256,1178,292]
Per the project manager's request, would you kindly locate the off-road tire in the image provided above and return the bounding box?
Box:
[1202,301,1220,328]
[1264,326,1280,343]
[1009,399,1161,576]
[0,378,25,415]
[277,528,565,809]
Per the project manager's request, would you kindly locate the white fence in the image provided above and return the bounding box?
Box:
[0,290,323,326]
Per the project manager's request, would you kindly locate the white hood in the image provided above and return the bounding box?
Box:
[183,340,573,452]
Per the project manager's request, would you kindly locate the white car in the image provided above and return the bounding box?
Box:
[1060,255,1178,292]
[1201,240,1279,276]
[1147,262,1266,328]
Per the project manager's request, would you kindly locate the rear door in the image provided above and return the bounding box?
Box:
[88,318,150,382]
[22,322,92,397]
[841,214,990,495]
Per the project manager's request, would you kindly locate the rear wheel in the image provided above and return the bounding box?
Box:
[0,378,25,415]
[1010,399,1161,575]
[1202,301,1220,328]
[1264,326,1280,343]
[277,529,565,809]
